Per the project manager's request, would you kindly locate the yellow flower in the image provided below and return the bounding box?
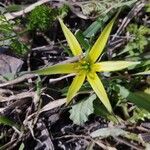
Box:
[35,16,139,113]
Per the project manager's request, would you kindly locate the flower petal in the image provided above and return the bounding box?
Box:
[34,63,78,75]
[93,61,140,72]
[87,73,112,113]
[67,72,86,104]
[59,18,83,56]
[88,15,117,63]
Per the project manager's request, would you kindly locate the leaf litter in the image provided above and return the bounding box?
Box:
[0,0,150,149]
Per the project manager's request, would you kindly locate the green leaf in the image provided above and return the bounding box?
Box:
[93,61,140,72]
[34,63,77,75]
[135,92,150,101]
[6,4,22,12]
[67,71,86,104]
[129,107,150,123]
[116,85,150,112]
[145,4,150,12]
[87,73,112,113]
[75,29,90,50]
[0,116,19,129]
[83,15,110,38]
[19,143,25,150]
[58,18,83,56]
[88,14,117,63]
[94,100,120,123]
[69,94,96,125]
[135,70,150,75]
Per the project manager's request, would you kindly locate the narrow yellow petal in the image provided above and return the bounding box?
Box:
[88,15,117,63]
[58,18,83,56]
[67,72,86,104]
[87,73,112,113]
[34,63,78,75]
[93,61,140,72]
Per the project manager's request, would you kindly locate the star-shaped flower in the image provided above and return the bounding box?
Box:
[35,16,139,113]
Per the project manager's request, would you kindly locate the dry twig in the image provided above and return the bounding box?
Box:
[0,74,38,88]
[0,91,35,102]
[4,0,52,20]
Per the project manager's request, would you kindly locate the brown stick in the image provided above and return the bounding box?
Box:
[0,91,35,102]
[4,0,52,20]
[39,98,66,113]
[111,1,145,41]
[0,74,38,88]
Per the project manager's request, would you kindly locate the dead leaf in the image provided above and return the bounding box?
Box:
[0,54,23,75]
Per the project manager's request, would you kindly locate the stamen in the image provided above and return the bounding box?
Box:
[80,60,91,71]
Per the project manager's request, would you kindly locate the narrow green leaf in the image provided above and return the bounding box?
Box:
[75,29,90,50]
[58,18,83,56]
[67,72,86,104]
[116,85,150,112]
[83,15,110,38]
[19,143,25,150]
[69,94,96,125]
[87,73,112,113]
[0,116,19,129]
[94,100,120,123]
[135,92,150,102]
[88,14,117,63]
[135,70,150,75]
[93,61,140,72]
[34,63,77,75]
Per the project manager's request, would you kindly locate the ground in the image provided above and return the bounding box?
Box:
[0,0,150,150]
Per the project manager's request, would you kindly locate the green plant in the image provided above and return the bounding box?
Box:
[0,15,15,42]
[57,4,69,18]
[34,14,139,113]
[70,94,96,125]
[120,24,150,56]
[27,5,53,31]
[79,0,137,16]
[0,15,29,56]
[27,5,69,31]
[6,4,22,12]
[0,5,69,56]
[129,107,150,123]
[135,70,150,75]
[10,39,29,56]
[145,3,150,13]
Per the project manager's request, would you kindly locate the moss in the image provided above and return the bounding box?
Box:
[10,39,29,56]
[27,5,54,31]
[123,24,150,56]
[27,5,69,32]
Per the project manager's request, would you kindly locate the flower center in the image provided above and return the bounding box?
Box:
[79,60,91,72]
